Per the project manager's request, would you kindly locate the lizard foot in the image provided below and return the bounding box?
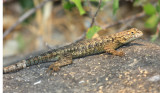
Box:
[104,46,125,57]
[47,64,60,74]
[46,54,72,74]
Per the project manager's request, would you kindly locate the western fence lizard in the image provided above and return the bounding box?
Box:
[3,28,143,74]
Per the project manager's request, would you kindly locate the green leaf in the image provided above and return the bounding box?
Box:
[143,3,156,15]
[19,0,34,10]
[151,33,159,42]
[63,2,75,10]
[151,34,159,42]
[113,0,119,15]
[156,2,160,13]
[145,14,159,28]
[71,0,86,15]
[86,26,102,39]
[156,5,160,13]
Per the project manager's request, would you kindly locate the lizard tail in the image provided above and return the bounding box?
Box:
[3,53,59,74]
[3,60,27,74]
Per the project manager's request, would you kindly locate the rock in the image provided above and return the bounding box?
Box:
[3,40,160,93]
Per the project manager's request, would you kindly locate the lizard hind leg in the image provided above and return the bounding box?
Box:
[47,54,72,74]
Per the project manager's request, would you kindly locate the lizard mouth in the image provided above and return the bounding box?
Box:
[135,31,143,38]
[134,31,143,38]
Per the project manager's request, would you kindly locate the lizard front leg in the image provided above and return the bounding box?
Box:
[104,45,124,56]
[47,54,72,74]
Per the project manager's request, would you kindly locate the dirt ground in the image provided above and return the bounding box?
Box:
[3,40,160,93]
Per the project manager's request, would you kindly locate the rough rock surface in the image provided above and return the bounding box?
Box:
[3,40,160,93]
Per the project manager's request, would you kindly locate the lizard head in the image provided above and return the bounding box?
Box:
[116,28,143,44]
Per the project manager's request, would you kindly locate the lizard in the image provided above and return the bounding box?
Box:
[3,28,143,74]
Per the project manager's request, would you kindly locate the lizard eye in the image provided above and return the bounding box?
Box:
[131,32,134,34]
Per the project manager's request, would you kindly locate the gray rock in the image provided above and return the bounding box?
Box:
[3,41,160,93]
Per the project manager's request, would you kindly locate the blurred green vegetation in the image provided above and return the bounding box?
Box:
[86,26,101,39]
[19,0,34,10]
[16,34,26,52]
[7,0,160,41]
[3,0,160,57]
[63,0,160,41]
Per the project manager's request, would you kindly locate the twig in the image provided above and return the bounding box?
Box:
[75,11,145,43]
[3,0,53,38]
[101,12,145,29]
[90,0,102,27]
[75,0,102,42]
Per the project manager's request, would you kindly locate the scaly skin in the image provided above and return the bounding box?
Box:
[3,28,143,74]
